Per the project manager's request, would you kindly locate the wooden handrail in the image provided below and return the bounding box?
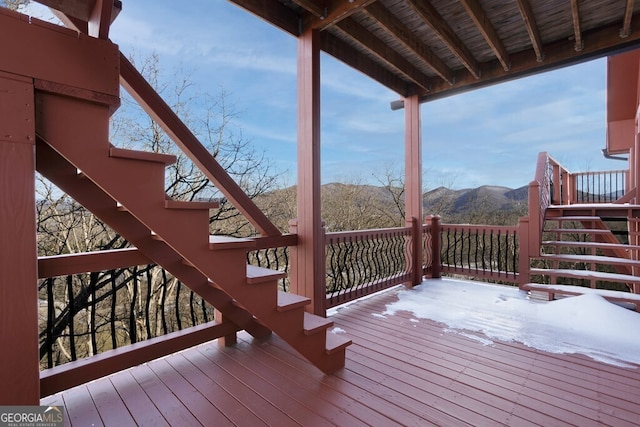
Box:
[118,53,281,237]
[38,248,150,279]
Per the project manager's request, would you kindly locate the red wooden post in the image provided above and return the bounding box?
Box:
[214,310,237,347]
[429,215,442,279]
[292,28,325,316]
[528,180,541,255]
[404,94,422,287]
[517,216,531,288]
[0,72,40,404]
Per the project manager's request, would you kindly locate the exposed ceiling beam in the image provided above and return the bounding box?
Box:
[621,0,635,38]
[459,0,510,71]
[363,2,454,84]
[305,0,377,31]
[570,0,583,51]
[405,0,480,79]
[336,17,432,92]
[321,31,416,96]
[88,0,113,39]
[229,0,300,36]
[290,0,326,19]
[515,0,544,62]
[424,12,640,101]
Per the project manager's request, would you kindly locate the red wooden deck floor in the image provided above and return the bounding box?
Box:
[42,287,640,426]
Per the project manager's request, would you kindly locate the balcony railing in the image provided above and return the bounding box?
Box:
[325,226,412,308]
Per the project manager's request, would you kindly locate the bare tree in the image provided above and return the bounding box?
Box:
[1,0,30,11]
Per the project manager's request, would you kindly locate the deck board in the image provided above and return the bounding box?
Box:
[42,286,640,426]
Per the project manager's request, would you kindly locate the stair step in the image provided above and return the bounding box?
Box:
[543,240,640,251]
[303,312,333,335]
[246,264,287,285]
[208,235,256,250]
[530,268,640,283]
[545,228,611,234]
[523,283,640,301]
[537,254,640,267]
[325,331,352,355]
[165,198,219,210]
[546,216,599,221]
[109,146,177,165]
[277,291,310,312]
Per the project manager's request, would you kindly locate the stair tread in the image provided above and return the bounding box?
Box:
[547,216,600,221]
[303,312,333,335]
[543,240,640,250]
[277,291,310,312]
[246,264,287,284]
[325,331,352,355]
[545,228,611,234]
[165,198,220,210]
[109,146,176,165]
[530,267,640,282]
[537,253,640,266]
[208,235,256,250]
[522,283,640,301]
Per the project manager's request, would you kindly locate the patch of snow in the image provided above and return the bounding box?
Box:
[371,313,387,319]
[381,278,640,367]
[331,327,346,334]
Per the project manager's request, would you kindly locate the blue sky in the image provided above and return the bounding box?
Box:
[26,1,621,190]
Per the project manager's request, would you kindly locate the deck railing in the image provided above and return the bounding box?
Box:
[439,224,520,284]
[325,226,412,308]
[573,170,628,203]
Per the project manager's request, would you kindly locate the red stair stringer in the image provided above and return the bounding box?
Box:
[35,92,350,373]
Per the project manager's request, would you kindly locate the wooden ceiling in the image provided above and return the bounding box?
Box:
[231,0,640,102]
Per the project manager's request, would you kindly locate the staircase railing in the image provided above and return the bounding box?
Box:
[118,53,281,237]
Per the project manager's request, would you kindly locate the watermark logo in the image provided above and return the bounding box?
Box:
[0,406,63,427]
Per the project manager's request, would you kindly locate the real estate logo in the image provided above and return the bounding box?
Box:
[0,406,63,427]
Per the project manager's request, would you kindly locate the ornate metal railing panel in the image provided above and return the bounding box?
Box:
[440,224,519,284]
[39,264,213,369]
[325,227,412,308]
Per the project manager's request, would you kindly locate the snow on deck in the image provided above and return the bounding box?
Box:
[373,278,640,368]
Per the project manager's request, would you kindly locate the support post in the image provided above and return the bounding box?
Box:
[404,95,422,286]
[517,216,531,288]
[291,28,325,316]
[0,72,39,403]
[528,180,541,255]
[214,310,237,347]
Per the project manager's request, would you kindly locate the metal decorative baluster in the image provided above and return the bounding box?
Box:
[110,271,117,350]
[130,266,138,344]
[66,275,77,360]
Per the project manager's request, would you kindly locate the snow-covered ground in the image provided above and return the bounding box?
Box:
[350,278,640,368]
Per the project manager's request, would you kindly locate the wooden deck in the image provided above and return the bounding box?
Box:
[42,286,640,426]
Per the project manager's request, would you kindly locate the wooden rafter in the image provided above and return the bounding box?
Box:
[336,17,431,91]
[459,0,510,71]
[516,0,544,62]
[425,12,640,101]
[621,0,635,38]
[229,0,300,36]
[570,0,583,51]
[363,2,454,84]
[321,32,415,96]
[405,0,481,79]
[35,0,121,23]
[88,0,113,39]
[290,0,326,19]
[305,0,377,31]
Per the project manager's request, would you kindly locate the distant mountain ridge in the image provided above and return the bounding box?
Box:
[423,185,528,214]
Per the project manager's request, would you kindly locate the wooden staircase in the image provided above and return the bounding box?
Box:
[34,88,350,374]
[524,205,640,308]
